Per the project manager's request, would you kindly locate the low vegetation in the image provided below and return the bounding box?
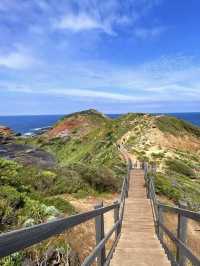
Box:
[125,114,200,209]
[156,115,200,137]
[0,158,76,232]
[0,110,128,265]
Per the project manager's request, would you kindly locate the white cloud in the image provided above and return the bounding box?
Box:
[54,11,128,35]
[60,55,200,103]
[0,46,38,70]
[53,0,161,35]
[55,13,107,33]
[3,86,164,103]
[3,54,200,104]
[48,88,144,101]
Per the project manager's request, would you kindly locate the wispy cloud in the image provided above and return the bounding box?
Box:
[55,13,113,34]
[6,86,147,102]
[134,26,166,39]
[2,55,200,105]
[1,0,199,114]
[53,0,160,36]
[0,51,35,70]
[0,44,39,70]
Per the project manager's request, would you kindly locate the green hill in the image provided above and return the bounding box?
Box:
[1,110,200,265]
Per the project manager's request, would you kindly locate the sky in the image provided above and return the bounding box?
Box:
[0,0,200,115]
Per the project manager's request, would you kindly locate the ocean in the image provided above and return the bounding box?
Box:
[0,113,199,134]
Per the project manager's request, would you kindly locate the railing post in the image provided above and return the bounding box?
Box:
[147,177,150,199]
[177,202,188,266]
[148,176,154,199]
[158,204,164,242]
[125,176,129,198]
[114,201,120,237]
[95,202,106,266]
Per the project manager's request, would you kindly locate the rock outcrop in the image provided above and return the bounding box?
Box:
[0,125,15,143]
[46,109,108,139]
[0,125,13,137]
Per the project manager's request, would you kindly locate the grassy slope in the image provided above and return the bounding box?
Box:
[0,158,76,231]
[156,115,200,138]
[125,114,200,210]
[33,110,127,191]
[2,111,200,226]
[0,110,127,230]
[0,110,128,265]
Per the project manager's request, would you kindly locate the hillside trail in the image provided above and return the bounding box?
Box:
[110,149,170,266]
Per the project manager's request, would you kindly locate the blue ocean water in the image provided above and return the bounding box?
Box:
[109,113,200,127]
[0,113,199,134]
[0,115,63,134]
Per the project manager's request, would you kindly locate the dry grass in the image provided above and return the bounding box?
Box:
[0,193,118,265]
[161,210,200,266]
[62,193,117,263]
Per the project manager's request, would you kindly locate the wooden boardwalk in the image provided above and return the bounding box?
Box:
[110,168,171,266]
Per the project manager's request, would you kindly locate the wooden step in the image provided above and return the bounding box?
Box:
[110,257,170,266]
[116,239,161,249]
[110,165,170,266]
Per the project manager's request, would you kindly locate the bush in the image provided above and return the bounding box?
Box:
[43,197,75,214]
[166,159,195,177]
[156,116,200,137]
[0,186,25,209]
[154,173,181,202]
[0,199,14,227]
[19,198,61,225]
[76,164,122,192]
[0,252,23,266]
[51,170,92,195]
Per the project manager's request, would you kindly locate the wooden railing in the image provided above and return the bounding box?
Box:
[144,163,200,266]
[0,159,132,266]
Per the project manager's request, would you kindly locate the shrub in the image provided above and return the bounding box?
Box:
[76,164,122,192]
[154,173,181,202]
[43,197,75,214]
[156,116,200,137]
[0,186,25,209]
[0,252,23,266]
[19,198,60,225]
[166,159,195,178]
[0,199,14,227]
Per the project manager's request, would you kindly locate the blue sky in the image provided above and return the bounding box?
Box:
[0,0,200,115]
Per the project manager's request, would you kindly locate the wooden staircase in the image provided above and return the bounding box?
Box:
[110,168,171,266]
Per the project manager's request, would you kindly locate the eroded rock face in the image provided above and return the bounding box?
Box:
[0,125,13,137]
[0,143,56,168]
[46,109,108,140]
[0,125,15,144]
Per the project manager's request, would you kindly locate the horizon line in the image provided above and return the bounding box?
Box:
[0,111,200,117]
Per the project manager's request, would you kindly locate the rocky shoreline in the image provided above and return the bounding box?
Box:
[0,124,55,168]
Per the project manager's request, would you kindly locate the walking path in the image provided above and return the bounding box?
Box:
[110,166,170,266]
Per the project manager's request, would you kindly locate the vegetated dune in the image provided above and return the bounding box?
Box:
[121,113,200,209]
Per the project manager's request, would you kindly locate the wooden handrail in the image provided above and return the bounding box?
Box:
[0,203,119,258]
[144,163,200,266]
[158,203,200,221]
